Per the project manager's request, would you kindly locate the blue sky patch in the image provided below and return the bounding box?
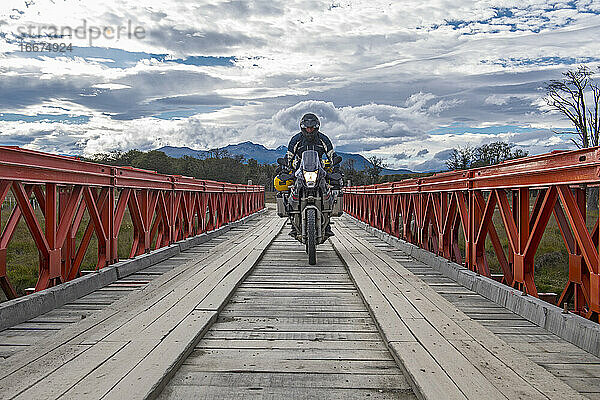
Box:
[483,57,600,67]
[0,113,91,124]
[429,124,537,135]
[10,46,236,69]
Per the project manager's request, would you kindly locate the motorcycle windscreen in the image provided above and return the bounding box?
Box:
[300,150,320,172]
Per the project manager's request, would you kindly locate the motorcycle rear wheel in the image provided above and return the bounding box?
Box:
[306,208,317,265]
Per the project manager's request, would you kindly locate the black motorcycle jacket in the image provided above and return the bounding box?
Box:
[285,131,335,168]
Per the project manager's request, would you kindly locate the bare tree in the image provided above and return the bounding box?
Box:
[366,156,387,184]
[545,65,600,148]
[446,145,475,170]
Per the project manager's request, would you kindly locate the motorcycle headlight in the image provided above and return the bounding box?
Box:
[303,171,318,184]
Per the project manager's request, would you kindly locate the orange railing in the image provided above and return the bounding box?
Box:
[0,146,264,299]
[344,147,600,322]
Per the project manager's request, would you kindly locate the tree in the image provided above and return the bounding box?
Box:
[446,145,475,170]
[86,149,276,188]
[365,156,387,184]
[545,65,600,148]
[446,142,528,170]
[340,158,368,186]
[472,142,528,168]
[208,148,230,159]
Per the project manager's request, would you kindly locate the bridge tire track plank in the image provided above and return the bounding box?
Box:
[0,212,282,399]
[0,216,264,359]
[159,233,417,399]
[333,218,587,400]
[345,219,600,399]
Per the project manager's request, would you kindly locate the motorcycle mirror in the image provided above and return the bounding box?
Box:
[277,157,287,166]
[333,155,343,165]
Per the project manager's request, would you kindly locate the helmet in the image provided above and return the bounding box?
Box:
[300,113,320,141]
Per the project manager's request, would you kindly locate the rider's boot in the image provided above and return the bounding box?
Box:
[289,226,297,237]
[324,224,335,237]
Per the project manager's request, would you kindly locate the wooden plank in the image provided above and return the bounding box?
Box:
[0,214,275,392]
[333,220,585,400]
[166,370,412,390]
[138,220,283,340]
[210,322,376,332]
[558,377,600,395]
[159,385,415,400]
[232,290,361,298]
[401,318,506,400]
[229,297,364,306]
[448,339,550,398]
[223,305,370,312]
[188,347,393,361]
[197,339,389,350]
[61,339,160,399]
[94,218,282,343]
[389,341,466,400]
[214,316,376,325]
[540,363,600,378]
[203,329,383,341]
[330,236,415,343]
[159,222,415,399]
[219,309,371,318]
[8,322,73,330]
[179,357,401,374]
[0,345,27,359]
[103,311,217,400]
[13,341,126,400]
[0,344,91,396]
[454,316,587,399]
[99,217,283,399]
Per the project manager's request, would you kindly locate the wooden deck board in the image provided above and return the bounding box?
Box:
[0,213,282,399]
[160,231,417,399]
[333,219,586,400]
[342,217,600,399]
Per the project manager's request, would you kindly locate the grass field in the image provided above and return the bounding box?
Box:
[1,199,134,297]
[456,200,598,296]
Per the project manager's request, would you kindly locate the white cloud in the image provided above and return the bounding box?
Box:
[0,0,598,170]
[91,83,131,90]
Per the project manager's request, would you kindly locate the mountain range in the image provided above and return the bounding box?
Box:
[157,142,412,175]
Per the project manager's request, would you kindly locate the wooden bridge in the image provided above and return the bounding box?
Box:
[0,208,599,399]
[1,146,600,399]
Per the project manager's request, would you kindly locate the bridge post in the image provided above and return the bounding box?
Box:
[44,184,56,282]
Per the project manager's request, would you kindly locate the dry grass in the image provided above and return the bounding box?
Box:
[1,197,135,296]
[454,194,598,296]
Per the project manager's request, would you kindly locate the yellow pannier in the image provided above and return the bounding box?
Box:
[274,175,294,191]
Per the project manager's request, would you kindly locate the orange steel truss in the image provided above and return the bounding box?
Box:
[0,146,264,299]
[344,147,600,322]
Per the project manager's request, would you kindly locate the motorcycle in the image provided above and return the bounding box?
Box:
[274,150,344,265]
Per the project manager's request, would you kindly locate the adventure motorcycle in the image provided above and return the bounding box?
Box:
[274,150,344,265]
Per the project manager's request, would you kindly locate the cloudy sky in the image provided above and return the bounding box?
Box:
[1,0,599,171]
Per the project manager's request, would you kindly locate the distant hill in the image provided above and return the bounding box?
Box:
[157,141,412,175]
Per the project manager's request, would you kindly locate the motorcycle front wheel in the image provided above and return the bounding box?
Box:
[306,208,317,265]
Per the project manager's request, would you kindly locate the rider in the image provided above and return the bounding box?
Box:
[285,112,337,238]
